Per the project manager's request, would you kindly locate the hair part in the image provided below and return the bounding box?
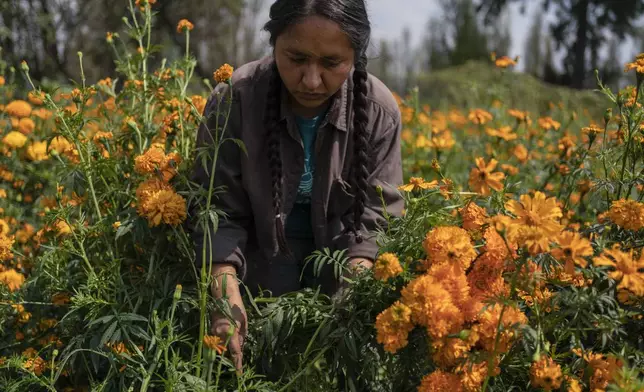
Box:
[263,0,371,255]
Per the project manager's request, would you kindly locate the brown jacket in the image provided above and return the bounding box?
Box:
[186,56,403,279]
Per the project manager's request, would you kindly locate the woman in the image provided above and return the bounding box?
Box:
[187,0,403,372]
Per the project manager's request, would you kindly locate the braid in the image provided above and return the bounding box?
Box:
[265,62,291,257]
[350,54,370,244]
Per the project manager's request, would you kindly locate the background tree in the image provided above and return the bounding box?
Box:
[476,0,644,89]
[524,10,544,78]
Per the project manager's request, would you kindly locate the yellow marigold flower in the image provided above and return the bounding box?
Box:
[565,376,583,392]
[582,125,602,137]
[373,252,403,281]
[468,157,505,196]
[513,143,529,163]
[505,192,563,254]
[417,370,463,392]
[113,221,121,230]
[4,100,32,118]
[0,219,8,235]
[32,108,52,120]
[467,108,493,125]
[423,226,477,270]
[459,202,488,231]
[203,334,227,354]
[17,117,35,135]
[214,63,234,84]
[593,246,644,296]
[401,275,464,339]
[624,53,644,74]
[398,177,438,192]
[140,189,187,227]
[550,231,593,274]
[176,19,194,33]
[48,136,79,163]
[0,268,24,292]
[2,131,28,148]
[530,355,563,391]
[538,116,561,131]
[430,132,456,150]
[606,199,644,231]
[54,220,72,236]
[375,301,414,353]
[26,141,49,162]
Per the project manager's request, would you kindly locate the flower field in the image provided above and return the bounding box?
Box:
[0,3,643,392]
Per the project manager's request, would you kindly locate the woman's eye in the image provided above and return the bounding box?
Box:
[290,57,307,64]
[323,60,341,68]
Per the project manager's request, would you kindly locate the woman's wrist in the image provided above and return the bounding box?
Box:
[211,263,239,298]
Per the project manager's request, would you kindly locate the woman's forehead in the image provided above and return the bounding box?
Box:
[278,15,353,57]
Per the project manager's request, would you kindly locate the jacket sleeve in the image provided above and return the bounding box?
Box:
[332,109,404,261]
[184,81,252,279]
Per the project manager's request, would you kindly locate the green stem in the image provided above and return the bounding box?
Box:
[616,84,640,199]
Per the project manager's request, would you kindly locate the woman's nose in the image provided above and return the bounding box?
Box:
[301,64,322,90]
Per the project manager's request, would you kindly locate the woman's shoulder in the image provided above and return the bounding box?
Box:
[363,71,401,123]
[228,56,273,89]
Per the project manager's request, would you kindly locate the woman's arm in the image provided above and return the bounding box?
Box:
[333,108,404,263]
[185,81,253,279]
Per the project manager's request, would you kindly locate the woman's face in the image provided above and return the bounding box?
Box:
[274,15,355,114]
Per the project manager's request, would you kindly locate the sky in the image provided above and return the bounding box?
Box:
[258,0,641,73]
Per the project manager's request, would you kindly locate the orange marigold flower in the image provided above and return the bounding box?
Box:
[468,109,493,125]
[624,53,644,74]
[139,189,187,227]
[4,100,32,118]
[530,355,563,391]
[508,109,530,123]
[417,370,463,392]
[0,268,24,292]
[401,275,464,339]
[375,301,414,353]
[513,143,529,163]
[593,246,644,296]
[473,304,527,354]
[203,334,227,354]
[17,117,35,134]
[2,131,28,148]
[468,157,505,196]
[23,356,46,376]
[538,116,561,131]
[0,75,4,86]
[176,19,194,33]
[606,199,644,231]
[26,141,49,162]
[374,252,403,281]
[495,56,517,68]
[28,91,45,106]
[0,233,15,261]
[398,177,438,192]
[214,63,234,84]
[550,231,593,274]
[485,126,517,141]
[459,202,488,231]
[505,192,563,254]
[422,226,477,270]
[457,360,496,392]
[427,262,470,313]
[136,178,174,209]
[134,146,166,175]
[432,337,472,368]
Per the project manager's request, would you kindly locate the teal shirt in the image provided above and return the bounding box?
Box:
[285,114,325,239]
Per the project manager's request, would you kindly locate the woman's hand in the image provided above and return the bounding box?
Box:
[210,264,247,374]
[346,257,373,279]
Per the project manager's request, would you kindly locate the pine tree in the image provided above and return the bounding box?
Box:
[524,10,544,77]
[449,0,490,67]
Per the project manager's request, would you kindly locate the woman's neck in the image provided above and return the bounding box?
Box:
[288,94,331,119]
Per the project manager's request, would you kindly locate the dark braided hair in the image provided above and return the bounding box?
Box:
[263,0,372,254]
